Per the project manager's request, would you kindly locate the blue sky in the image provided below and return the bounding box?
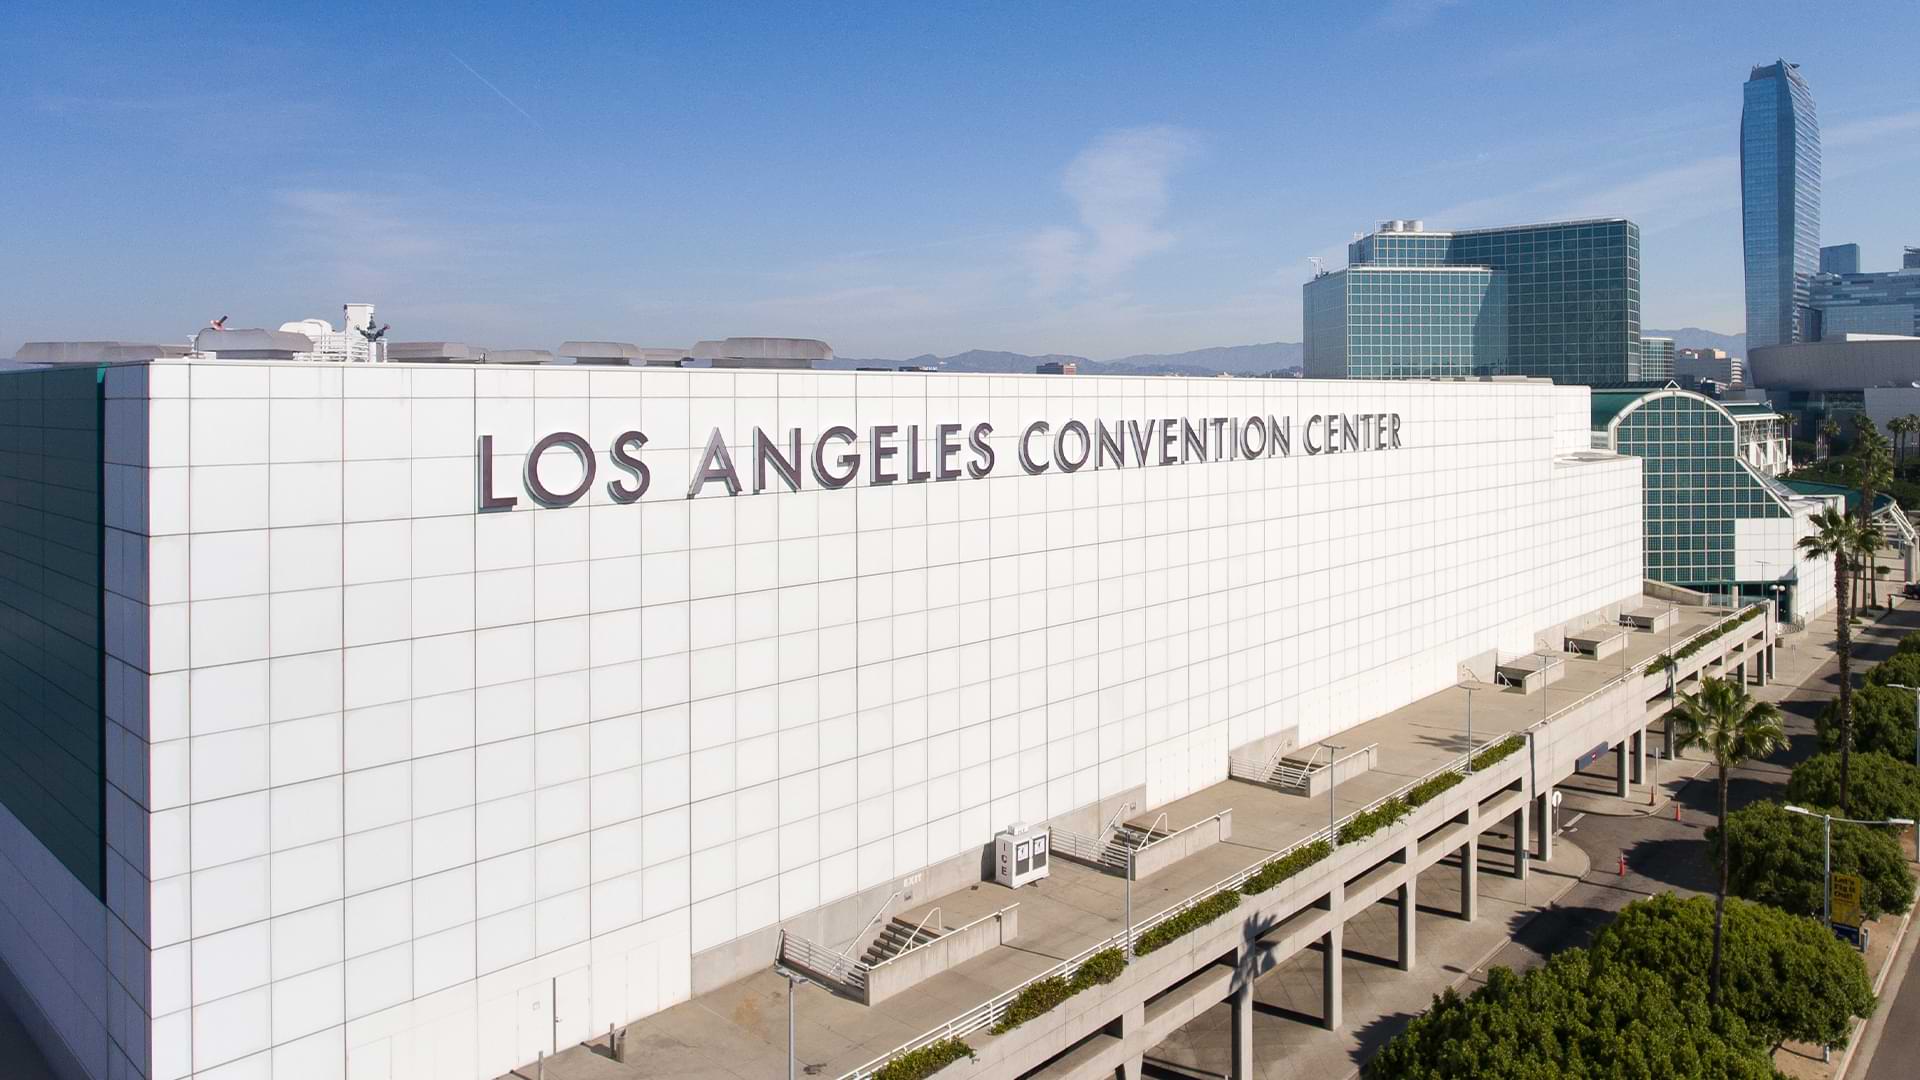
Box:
[4,0,1918,359]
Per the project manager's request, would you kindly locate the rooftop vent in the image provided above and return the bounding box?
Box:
[13,342,189,365]
[558,341,643,365]
[692,337,833,370]
[386,342,485,363]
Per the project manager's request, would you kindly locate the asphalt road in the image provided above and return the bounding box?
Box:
[1473,607,1920,1080]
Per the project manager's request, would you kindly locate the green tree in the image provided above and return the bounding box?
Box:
[1712,800,1915,920]
[1867,649,1920,690]
[1364,949,1777,1079]
[1818,685,1918,762]
[1801,504,1871,812]
[1587,894,1875,1049]
[1852,418,1893,608]
[1670,676,1787,1007]
[1786,751,1920,823]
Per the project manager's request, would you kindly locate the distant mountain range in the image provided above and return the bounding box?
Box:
[826,341,1304,377]
[1645,327,1746,357]
[831,331,1747,375]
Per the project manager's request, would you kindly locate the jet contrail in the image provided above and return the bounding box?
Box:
[448,50,537,125]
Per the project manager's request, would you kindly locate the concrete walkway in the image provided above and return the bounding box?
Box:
[508,604,1741,1080]
[1141,824,1591,1079]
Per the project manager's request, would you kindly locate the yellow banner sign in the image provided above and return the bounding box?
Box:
[1833,872,1865,928]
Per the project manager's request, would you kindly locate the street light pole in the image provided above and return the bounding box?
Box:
[774,965,810,1080]
[1464,690,1474,774]
[1783,805,1919,928]
[1327,744,1345,841]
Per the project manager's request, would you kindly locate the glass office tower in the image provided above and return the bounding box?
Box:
[1303,218,1639,383]
[1641,337,1675,380]
[1741,60,1821,349]
[1820,243,1860,275]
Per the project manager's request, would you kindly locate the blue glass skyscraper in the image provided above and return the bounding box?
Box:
[1741,60,1821,349]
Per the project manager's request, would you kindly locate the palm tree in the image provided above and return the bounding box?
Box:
[1671,675,1787,1009]
[1798,505,1865,815]
[1891,415,1915,475]
[1819,415,1842,461]
[1854,420,1892,608]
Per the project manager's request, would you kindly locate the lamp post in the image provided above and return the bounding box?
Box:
[1888,684,1920,769]
[1783,805,1918,926]
[1326,744,1345,841]
[1464,689,1474,774]
[1118,799,1138,958]
[773,964,811,1080]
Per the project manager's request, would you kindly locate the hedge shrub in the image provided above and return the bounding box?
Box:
[1406,770,1463,807]
[1242,839,1332,896]
[1868,650,1920,690]
[1785,751,1920,823]
[1642,604,1764,677]
[1470,734,1526,772]
[1133,890,1241,957]
[989,947,1126,1034]
[1338,796,1410,844]
[1712,800,1915,920]
[1818,684,1918,762]
[1587,893,1875,1048]
[873,1038,974,1080]
[1365,949,1776,1079]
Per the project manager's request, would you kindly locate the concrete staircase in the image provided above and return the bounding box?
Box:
[859,917,944,966]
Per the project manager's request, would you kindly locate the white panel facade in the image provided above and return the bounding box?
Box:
[0,361,1643,1080]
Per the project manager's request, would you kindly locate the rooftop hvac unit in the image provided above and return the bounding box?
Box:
[992,823,1050,888]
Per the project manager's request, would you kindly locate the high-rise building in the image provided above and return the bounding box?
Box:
[1740,60,1821,349]
[1303,217,1640,383]
[1810,263,1920,339]
[1820,243,1860,275]
[1641,337,1675,379]
[1675,346,1744,389]
[1905,246,1920,270]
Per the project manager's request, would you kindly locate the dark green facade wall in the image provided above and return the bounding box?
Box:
[0,368,106,898]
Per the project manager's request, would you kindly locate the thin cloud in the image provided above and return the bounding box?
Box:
[1826,109,1920,148]
[1026,125,1197,297]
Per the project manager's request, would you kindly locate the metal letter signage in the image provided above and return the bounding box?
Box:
[477,410,1406,509]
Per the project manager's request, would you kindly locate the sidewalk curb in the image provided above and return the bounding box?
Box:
[1832,885,1920,1080]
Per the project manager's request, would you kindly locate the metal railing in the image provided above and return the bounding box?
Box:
[839,729,1542,1079]
[1047,826,1108,865]
[837,890,900,964]
[1272,744,1323,787]
[778,929,868,991]
[1129,809,1231,861]
[864,905,1018,973]
[843,613,1755,1078]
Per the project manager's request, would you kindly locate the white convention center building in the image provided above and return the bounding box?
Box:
[0,345,1643,1080]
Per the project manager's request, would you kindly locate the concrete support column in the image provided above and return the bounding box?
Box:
[1231,976,1254,1079]
[1397,842,1417,971]
[1615,741,1630,798]
[1512,802,1530,880]
[1459,836,1478,922]
[1322,921,1344,1031]
[1630,728,1645,786]
[1535,791,1554,862]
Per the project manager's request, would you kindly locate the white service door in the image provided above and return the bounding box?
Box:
[554,967,593,1050]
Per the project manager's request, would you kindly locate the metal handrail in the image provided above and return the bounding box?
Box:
[840,734,1541,1079]
[1131,809,1231,858]
[837,890,900,963]
[843,607,1767,1078]
[1137,812,1170,845]
[906,907,942,947]
[864,905,1018,972]
[779,929,867,987]
[1047,826,1108,865]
